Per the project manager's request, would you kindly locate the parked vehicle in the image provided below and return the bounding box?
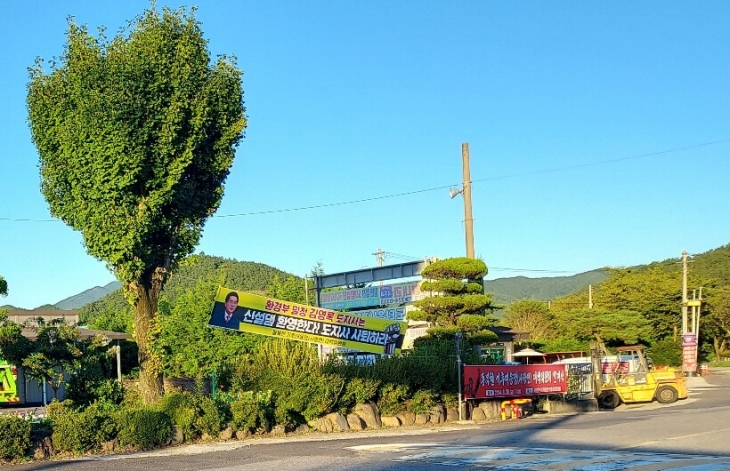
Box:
[0,359,20,403]
[592,345,687,409]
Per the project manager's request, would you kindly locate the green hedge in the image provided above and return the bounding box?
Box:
[158,391,229,440]
[50,401,118,455]
[230,390,273,434]
[0,415,32,461]
[115,407,172,450]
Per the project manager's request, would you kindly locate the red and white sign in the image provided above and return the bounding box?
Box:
[682,333,698,374]
[462,364,568,399]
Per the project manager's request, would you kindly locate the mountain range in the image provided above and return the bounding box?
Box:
[41,265,607,311]
[8,243,729,311]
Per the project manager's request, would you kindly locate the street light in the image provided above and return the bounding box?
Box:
[450,143,475,259]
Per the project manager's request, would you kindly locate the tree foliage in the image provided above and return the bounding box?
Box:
[0,320,117,402]
[0,320,34,365]
[502,299,553,340]
[411,257,493,326]
[27,6,246,403]
[702,285,730,359]
[0,275,7,297]
[266,274,309,305]
[551,308,652,346]
[551,267,686,338]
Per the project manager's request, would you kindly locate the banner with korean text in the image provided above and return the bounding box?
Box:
[462,364,568,399]
[319,281,426,310]
[208,287,408,355]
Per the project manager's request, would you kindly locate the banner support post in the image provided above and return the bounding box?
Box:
[455,332,463,421]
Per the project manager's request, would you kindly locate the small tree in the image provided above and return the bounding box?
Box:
[27,6,246,403]
[410,257,493,327]
[0,320,33,364]
[21,322,84,400]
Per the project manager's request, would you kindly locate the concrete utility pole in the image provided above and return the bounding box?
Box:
[588,285,594,309]
[692,286,702,336]
[682,250,689,335]
[461,143,475,259]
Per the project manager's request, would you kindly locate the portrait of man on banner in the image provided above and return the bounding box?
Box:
[208,290,242,330]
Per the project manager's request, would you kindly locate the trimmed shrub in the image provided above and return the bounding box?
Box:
[195,395,229,437]
[377,383,409,415]
[409,390,437,414]
[158,391,230,440]
[115,406,172,450]
[0,415,32,462]
[441,391,458,409]
[343,377,380,405]
[51,401,118,454]
[230,391,273,433]
[337,377,380,413]
[157,391,198,441]
[273,373,344,425]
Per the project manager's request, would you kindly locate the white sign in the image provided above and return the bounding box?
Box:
[320,281,426,310]
[345,307,406,321]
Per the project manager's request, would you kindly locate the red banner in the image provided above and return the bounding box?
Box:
[463,364,568,399]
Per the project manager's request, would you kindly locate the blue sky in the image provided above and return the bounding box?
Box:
[2,1,729,310]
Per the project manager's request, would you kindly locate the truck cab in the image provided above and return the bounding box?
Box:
[0,359,20,403]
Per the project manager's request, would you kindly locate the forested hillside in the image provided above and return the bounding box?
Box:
[537,244,730,360]
[484,269,609,307]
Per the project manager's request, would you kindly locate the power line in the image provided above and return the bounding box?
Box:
[215,185,452,218]
[216,137,730,218]
[3,137,729,223]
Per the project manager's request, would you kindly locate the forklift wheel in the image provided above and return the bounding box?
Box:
[655,385,679,404]
[598,391,620,409]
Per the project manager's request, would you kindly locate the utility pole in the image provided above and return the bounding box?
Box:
[373,248,384,267]
[588,284,594,309]
[461,143,475,259]
[694,286,702,336]
[304,275,309,305]
[681,250,688,335]
[691,289,697,336]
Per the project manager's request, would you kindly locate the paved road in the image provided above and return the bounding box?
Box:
[9,370,730,470]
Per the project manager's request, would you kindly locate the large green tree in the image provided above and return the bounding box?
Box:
[551,308,652,346]
[702,285,730,359]
[551,267,685,339]
[27,7,246,403]
[0,275,7,297]
[502,299,554,340]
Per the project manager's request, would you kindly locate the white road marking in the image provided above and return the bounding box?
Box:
[349,444,730,470]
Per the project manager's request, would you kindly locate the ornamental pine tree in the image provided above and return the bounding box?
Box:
[410,258,495,337]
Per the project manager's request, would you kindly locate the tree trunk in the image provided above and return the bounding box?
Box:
[130,277,164,404]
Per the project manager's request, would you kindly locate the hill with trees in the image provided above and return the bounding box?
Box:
[79,254,296,332]
[484,269,609,307]
[503,243,730,363]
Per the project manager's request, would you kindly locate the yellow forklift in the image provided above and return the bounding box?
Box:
[591,344,688,409]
